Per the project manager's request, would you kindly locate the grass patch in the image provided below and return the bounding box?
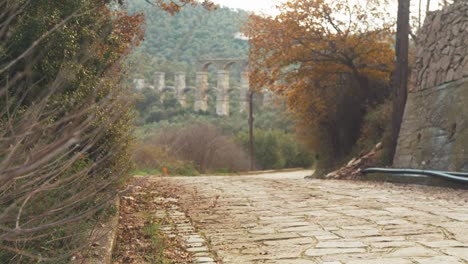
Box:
[131,169,161,176]
[112,179,194,263]
[144,220,170,264]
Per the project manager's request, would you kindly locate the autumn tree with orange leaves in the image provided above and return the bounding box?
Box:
[149,0,216,14]
[246,0,396,167]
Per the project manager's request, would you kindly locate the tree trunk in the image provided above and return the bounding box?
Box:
[390,0,410,165]
[418,0,423,29]
[426,0,431,13]
[248,90,255,171]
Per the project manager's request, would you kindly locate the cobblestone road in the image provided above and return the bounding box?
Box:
[150,171,468,264]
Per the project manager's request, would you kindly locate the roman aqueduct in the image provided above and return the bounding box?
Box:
[133,58,256,116]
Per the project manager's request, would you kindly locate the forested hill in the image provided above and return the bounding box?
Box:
[126,1,250,80]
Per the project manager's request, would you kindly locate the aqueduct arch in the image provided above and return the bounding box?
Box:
[134,58,250,116]
[196,58,249,116]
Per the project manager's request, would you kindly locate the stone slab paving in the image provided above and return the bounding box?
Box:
[154,196,217,264]
[148,171,468,264]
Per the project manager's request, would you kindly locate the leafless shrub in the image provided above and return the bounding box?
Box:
[0,1,135,262]
[150,124,250,173]
[133,144,168,169]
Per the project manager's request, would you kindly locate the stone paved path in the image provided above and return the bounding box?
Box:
[149,170,468,264]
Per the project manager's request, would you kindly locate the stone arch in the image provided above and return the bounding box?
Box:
[157,86,177,107]
[182,87,195,93]
[223,61,246,72]
[223,61,236,71]
[201,62,213,72]
[196,58,248,72]
[196,58,249,116]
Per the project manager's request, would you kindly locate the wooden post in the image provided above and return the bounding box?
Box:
[248,90,255,171]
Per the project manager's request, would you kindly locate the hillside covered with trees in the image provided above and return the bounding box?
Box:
[126,1,250,81]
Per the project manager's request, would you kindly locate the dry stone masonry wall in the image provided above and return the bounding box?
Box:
[394,0,468,172]
[409,0,468,91]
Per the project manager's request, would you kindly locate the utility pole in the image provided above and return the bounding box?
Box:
[248,90,255,171]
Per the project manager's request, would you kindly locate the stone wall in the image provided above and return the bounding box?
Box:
[409,0,468,92]
[394,1,468,171]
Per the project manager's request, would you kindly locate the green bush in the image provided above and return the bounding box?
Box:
[235,129,313,170]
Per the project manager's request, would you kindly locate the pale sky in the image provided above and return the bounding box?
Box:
[212,0,442,17]
[212,0,285,15]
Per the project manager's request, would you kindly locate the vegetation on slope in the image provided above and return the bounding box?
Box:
[126,1,250,83]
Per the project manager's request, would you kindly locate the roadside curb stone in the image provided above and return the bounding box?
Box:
[155,196,218,264]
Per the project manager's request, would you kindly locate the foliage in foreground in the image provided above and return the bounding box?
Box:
[0,0,144,261]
